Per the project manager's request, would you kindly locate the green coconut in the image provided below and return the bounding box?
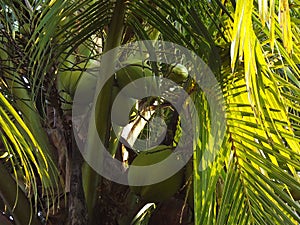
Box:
[128,146,184,202]
[59,91,73,112]
[116,60,155,98]
[57,44,96,97]
[58,70,82,97]
[166,63,189,84]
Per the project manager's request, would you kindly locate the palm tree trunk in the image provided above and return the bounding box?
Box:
[67,135,88,225]
[84,0,126,224]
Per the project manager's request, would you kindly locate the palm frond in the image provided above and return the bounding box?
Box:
[128,0,300,224]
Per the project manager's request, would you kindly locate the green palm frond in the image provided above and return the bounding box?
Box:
[0,91,54,225]
[128,0,300,224]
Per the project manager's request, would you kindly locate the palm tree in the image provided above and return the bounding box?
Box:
[0,0,299,225]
